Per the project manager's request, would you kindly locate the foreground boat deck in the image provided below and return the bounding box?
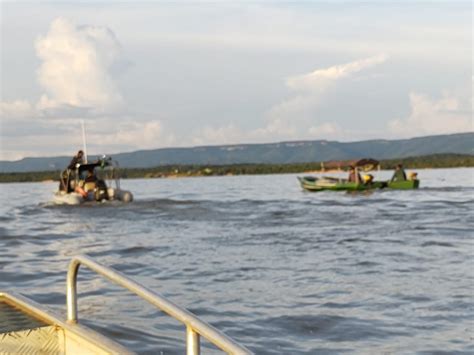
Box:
[0,298,45,334]
[1,292,131,354]
[1,255,251,354]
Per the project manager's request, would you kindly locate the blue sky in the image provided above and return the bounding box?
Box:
[0,1,472,160]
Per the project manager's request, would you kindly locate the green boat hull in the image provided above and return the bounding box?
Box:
[387,179,420,189]
[297,176,419,192]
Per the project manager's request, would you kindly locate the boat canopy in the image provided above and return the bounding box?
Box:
[77,162,101,174]
[350,158,379,170]
[77,156,113,174]
[322,158,380,171]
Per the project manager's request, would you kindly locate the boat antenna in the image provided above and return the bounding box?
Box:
[81,119,88,163]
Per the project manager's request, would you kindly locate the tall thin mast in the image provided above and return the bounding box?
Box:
[81,120,88,163]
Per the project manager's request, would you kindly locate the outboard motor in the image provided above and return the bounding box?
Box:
[116,189,133,202]
[106,188,133,202]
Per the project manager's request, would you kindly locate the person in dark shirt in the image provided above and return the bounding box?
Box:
[67,150,84,170]
[84,168,98,184]
[348,166,362,184]
[391,164,407,182]
[59,150,85,192]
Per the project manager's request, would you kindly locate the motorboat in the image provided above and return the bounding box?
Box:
[298,158,420,192]
[52,155,133,205]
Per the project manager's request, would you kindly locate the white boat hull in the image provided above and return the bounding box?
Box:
[52,191,83,205]
[52,189,133,205]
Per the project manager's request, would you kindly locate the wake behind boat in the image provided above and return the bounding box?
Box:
[297,158,420,192]
[53,155,133,205]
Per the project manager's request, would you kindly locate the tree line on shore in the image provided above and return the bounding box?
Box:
[1,153,473,183]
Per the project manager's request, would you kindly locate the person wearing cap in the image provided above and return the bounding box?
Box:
[391,164,407,182]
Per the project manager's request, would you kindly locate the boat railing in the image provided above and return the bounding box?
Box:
[67,255,252,355]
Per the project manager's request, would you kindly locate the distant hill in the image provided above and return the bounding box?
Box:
[1,132,473,173]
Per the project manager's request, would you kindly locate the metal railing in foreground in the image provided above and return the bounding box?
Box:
[67,255,252,355]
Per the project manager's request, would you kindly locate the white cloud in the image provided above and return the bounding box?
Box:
[191,124,277,146]
[0,120,81,160]
[189,56,389,146]
[0,100,35,118]
[0,118,174,160]
[191,122,346,146]
[0,18,166,160]
[263,54,388,139]
[287,54,388,92]
[389,91,473,136]
[308,123,343,139]
[192,124,243,146]
[35,17,123,112]
[91,120,171,150]
[2,3,471,160]
[0,17,123,121]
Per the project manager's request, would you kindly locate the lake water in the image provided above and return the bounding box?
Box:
[1,168,473,354]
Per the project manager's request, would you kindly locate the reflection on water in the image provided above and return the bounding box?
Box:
[0,168,473,354]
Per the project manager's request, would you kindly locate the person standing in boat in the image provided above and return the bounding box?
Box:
[391,164,407,182]
[68,150,85,170]
[59,150,85,192]
[348,166,362,184]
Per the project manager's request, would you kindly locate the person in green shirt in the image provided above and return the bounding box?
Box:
[391,164,407,182]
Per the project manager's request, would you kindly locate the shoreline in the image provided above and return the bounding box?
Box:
[1,155,473,184]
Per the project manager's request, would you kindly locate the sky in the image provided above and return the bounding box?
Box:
[0,1,472,160]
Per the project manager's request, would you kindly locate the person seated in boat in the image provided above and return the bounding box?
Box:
[348,166,362,184]
[391,164,407,182]
[408,172,418,181]
[72,168,97,199]
[362,174,374,185]
[73,181,87,198]
[84,168,98,192]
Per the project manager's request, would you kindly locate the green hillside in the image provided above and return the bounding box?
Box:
[1,153,472,183]
[1,133,473,173]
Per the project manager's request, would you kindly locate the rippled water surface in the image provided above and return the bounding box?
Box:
[1,168,473,354]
